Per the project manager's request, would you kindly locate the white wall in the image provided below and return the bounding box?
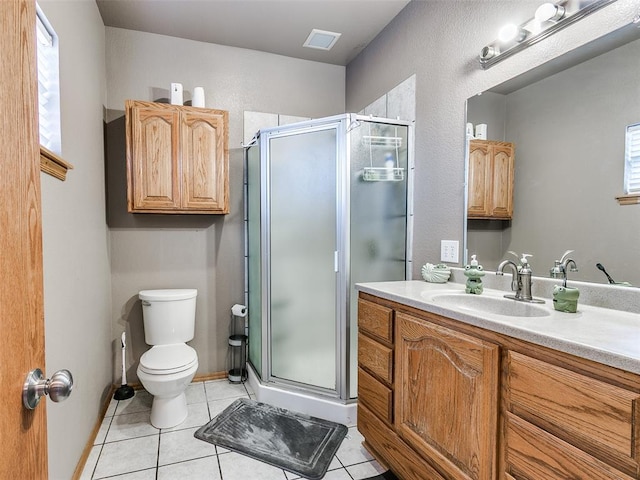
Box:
[38,1,111,478]
[346,0,638,275]
[105,27,345,384]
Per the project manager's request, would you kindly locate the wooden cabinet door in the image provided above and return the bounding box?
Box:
[127,102,180,211]
[467,141,492,217]
[395,313,499,480]
[490,144,514,218]
[181,110,229,213]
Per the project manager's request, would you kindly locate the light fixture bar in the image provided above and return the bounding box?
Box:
[479,0,616,69]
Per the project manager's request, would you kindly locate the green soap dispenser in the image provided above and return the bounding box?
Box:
[465,254,485,294]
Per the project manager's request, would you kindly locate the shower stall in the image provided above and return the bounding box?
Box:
[244,114,412,424]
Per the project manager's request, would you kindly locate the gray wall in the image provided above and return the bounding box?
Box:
[38,1,112,479]
[105,27,345,384]
[345,0,638,276]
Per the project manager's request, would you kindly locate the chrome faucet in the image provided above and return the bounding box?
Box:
[496,252,545,303]
[550,250,578,287]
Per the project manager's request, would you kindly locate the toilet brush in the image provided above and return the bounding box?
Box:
[114,332,135,400]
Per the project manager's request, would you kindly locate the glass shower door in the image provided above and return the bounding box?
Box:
[268,126,339,391]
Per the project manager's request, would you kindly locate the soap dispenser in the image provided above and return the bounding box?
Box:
[464,254,485,294]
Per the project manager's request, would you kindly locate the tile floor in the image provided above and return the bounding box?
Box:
[81,379,386,479]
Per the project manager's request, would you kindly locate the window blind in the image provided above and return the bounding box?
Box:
[36,4,61,155]
[625,123,640,195]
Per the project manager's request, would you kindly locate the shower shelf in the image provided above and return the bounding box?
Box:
[362,135,402,148]
[363,167,405,182]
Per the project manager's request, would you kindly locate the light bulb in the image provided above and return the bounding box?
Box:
[498,23,526,43]
[535,3,565,23]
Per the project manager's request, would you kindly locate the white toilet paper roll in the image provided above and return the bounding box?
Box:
[192,87,205,108]
[231,304,247,317]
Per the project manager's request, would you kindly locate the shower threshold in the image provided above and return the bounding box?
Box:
[246,365,357,426]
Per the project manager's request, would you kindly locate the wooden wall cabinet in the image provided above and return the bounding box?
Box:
[358,292,640,480]
[468,140,514,219]
[125,100,229,214]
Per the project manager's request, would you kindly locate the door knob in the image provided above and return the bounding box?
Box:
[23,368,74,410]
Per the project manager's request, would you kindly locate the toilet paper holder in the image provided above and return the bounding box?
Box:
[228,304,248,383]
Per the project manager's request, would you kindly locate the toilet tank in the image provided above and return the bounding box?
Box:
[139,289,197,345]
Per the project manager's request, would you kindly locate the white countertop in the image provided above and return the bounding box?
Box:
[356,280,640,375]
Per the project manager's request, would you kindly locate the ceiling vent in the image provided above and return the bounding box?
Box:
[303,29,342,50]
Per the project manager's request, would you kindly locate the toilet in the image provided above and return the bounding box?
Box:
[137,289,199,429]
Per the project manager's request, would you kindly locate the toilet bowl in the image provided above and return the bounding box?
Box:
[137,344,198,428]
[136,289,199,429]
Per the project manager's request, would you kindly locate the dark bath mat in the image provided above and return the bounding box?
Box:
[194,398,348,480]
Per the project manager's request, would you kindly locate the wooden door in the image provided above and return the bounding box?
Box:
[126,100,181,212]
[181,109,229,213]
[0,1,48,478]
[467,140,492,218]
[490,144,514,218]
[395,313,499,480]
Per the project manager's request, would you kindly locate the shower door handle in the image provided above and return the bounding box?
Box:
[334,251,339,272]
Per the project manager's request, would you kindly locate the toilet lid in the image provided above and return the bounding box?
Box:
[139,344,197,375]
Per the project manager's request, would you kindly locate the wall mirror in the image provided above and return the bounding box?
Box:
[465,20,640,287]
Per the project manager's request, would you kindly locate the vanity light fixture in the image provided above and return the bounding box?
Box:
[479,0,615,69]
[498,23,527,43]
[534,2,566,23]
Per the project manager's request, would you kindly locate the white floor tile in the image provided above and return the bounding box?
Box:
[283,456,342,479]
[93,436,159,479]
[204,379,249,401]
[94,416,112,444]
[104,469,156,480]
[157,456,221,480]
[185,382,207,404]
[335,428,373,466]
[217,451,287,480]
[207,397,241,418]
[105,411,158,442]
[79,445,101,480]
[105,397,118,417]
[347,459,386,479]
[115,390,153,415]
[318,468,354,480]
[161,401,211,432]
[158,427,217,466]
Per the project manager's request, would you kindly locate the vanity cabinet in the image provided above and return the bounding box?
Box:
[125,100,229,214]
[358,297,499,480]
[467,140,514,219]
[358,292,640,480]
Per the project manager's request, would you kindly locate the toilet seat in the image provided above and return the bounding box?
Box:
[139,344,197,375]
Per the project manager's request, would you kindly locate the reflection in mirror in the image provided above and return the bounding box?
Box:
[465,22,640,287]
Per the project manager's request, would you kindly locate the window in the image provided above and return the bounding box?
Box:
[625,123,640,195]
[36,4,61,155]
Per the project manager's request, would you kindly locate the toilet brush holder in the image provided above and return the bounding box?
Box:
[114,332,135,400]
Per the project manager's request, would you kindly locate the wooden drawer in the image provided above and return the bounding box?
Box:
[358,367,393,424]
[358,298,393,344]
[506,351,640,474]
[505,412,634,480]
[358,332,393,384]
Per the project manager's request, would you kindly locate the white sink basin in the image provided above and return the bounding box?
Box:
[429,293,550,318]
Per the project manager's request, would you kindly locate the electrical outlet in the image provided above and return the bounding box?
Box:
[441,240,459,263]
